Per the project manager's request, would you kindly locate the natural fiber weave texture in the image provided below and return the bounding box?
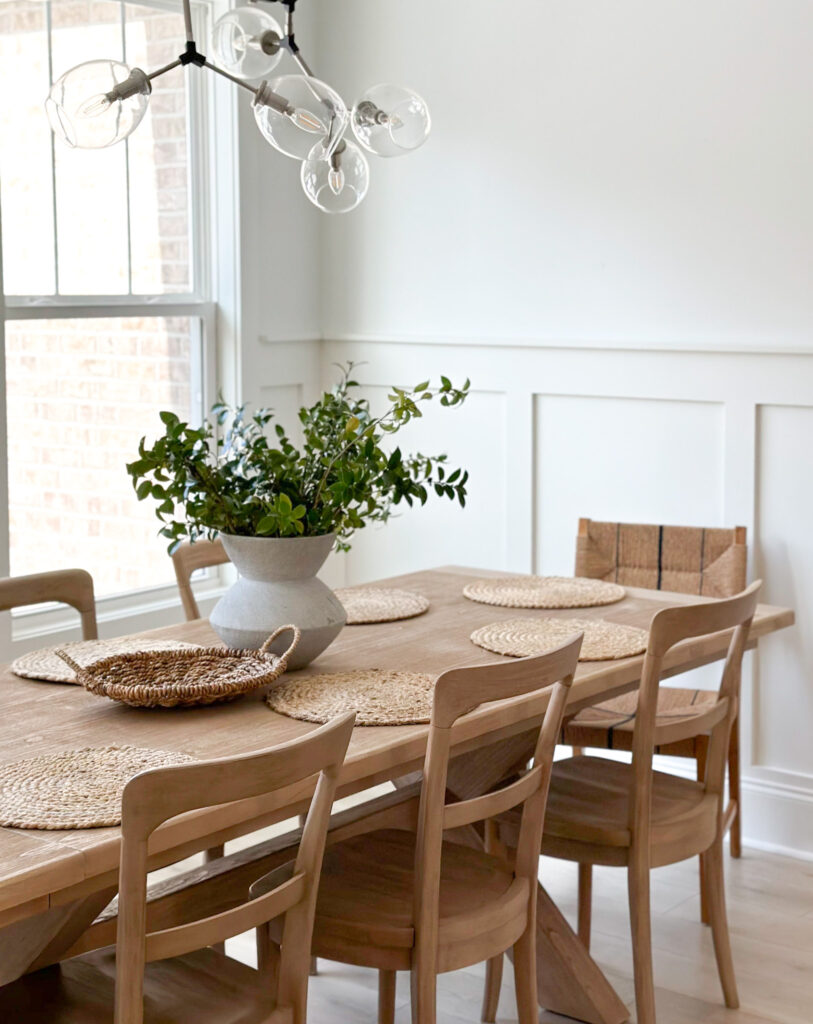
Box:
[336,587,430,624]
[0,746,194,829]
[575,520,747,598]
[267,669,435,726]
[58,626,300,708]
[463,576,625,609]
[470,617,648,661]
[11,639,202,685]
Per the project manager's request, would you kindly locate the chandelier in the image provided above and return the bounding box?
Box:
[44,0,431,214]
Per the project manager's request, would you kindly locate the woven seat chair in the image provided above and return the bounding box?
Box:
[563,518,747,927]
[0,569,98,640]
[171,539,230,622]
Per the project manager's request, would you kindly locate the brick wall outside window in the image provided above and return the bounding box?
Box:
[0,3,204,598]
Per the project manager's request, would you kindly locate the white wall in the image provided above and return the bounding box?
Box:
[314,0,813,349]
[265,0,813,856]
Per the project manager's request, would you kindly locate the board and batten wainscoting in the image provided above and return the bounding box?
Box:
[255,337,810,861]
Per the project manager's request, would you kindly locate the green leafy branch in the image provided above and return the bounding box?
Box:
[127,364,471,553]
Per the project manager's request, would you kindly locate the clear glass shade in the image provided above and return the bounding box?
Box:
[352,83,430,158]
[301,139,369,214]
[211,5,283,80]
[46,60,151,150]
[254,74,348,160]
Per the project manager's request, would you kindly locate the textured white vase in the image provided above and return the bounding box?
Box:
[210,533,346,669]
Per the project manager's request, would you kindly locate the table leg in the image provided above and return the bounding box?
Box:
[529,881,629,1024]
[0,887,115,986]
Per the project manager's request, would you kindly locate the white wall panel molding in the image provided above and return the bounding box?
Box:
[316,338,812,856]
[324,333,813,357]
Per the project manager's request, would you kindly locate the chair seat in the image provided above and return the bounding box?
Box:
[562,686,717,754]
[537,757,717,863]
[0,946,279,1024]
[300,829,526,973]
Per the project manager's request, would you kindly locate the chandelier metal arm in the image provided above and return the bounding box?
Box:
[182,0,195,44]
[204,60,261,95]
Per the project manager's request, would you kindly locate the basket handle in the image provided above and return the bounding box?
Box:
[54,649,89,682]
[260,625,301,665]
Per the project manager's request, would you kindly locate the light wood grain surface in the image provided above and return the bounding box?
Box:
[0,566,793,921]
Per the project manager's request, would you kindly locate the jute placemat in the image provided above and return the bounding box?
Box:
[267,669,435,726]
[0,746,194,829]
[337,587,430,625]
[11,639,203,685]
[463,575,625,609]
[471,617,648,661]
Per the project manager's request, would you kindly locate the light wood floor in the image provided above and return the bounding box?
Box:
[220,844,812,1024]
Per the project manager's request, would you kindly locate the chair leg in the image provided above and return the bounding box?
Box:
[204,844,226,952]
[578,863,593,950]
[704,838,740,1008]
[512,918,539,1024]
[410,955,436,1024]
[696,739,711,926]
[256,923,280,991]
[627,854,656,1024]
[728,715,742,858]
[378,970,396,1024]
[481,954,503,1022]
[481,818,507,1022]
[572,746,585,757]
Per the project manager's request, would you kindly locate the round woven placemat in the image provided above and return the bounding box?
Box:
[471,617,648,662]
[463,575,625,609]
[267,669,435,726]
[11,639,203,685]
[0,746,194,829]
[336,587,430,625]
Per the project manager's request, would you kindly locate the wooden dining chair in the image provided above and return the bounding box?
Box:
[0,568,98,639]
[252,636,583,1024]
[171,539,230,622]
[486,582,760,1024]
[0,712,355,1024]
[566,518,747,869]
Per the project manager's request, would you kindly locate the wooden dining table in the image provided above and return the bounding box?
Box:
[0,565,795,1023]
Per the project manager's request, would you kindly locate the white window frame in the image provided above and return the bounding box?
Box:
[0,0,242,653]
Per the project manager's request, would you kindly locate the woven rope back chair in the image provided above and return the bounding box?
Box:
[564,518,747,929]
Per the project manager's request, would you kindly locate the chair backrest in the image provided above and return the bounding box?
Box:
[114,712,356,1024]
[171,539,230,621]
[629,582,761,846]
[0,569,97,640]
[412,636,582,977]
[575,518,747,598]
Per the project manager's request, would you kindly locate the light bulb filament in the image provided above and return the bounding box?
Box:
[288,107,325,134]
[79,93,112,118]
[328,165,345,195]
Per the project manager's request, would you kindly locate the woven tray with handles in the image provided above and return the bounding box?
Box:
[55,626,300,708]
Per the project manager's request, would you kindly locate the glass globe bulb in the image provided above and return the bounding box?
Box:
[301,138,369,214]
[212,5,283,80]
[352,83,430,158]
[254,74,348,160]
[45,60,151,149]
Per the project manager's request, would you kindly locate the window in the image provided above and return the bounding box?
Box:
[0,0,216,602]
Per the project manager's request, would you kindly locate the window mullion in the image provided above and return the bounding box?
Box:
[121,0,134,296]
[46,0,59,295]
